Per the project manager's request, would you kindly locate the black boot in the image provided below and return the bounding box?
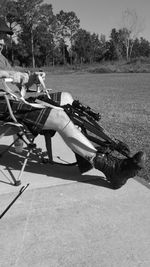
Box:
[75,153,93,174]
[93,151,146,189]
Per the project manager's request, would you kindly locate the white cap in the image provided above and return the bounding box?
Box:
[0,39,5,45]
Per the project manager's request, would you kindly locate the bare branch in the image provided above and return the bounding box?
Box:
[121,8,145,40]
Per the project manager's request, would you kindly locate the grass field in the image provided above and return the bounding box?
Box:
[46,72,150,181]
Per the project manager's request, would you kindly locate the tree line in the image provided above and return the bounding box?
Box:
[0,0,150,68]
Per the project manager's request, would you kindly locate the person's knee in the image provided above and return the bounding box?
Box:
[43,108,70,131]
[60,92,74,105]
[56,109,70,130]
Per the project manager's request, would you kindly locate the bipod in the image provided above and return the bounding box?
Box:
[63,101,131,158]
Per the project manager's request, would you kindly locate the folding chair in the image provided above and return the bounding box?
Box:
[0,89,53,186]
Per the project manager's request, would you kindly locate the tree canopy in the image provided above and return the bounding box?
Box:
[0,0,149,67]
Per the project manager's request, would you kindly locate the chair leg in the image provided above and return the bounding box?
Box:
[0,132,53,185]
[14,148,32,186]
[44,132,53,163]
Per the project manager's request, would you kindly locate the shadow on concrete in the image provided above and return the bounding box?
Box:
[0,145,112,190]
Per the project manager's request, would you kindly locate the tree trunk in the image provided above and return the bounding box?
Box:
[31,27,35,68]
[129,41,134,59]
[70,36,73,65]
[125,39,130,61]
[63,45,66,65]
[10,36,14,66]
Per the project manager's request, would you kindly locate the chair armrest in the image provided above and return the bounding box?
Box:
[0,91,7,96]
[4,78,13,83]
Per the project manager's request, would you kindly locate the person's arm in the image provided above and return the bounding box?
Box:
[0,70,46,97]
[0,70,10,78]
[0,53,12,70]
[0,70,29,85]
[0,70,29,100]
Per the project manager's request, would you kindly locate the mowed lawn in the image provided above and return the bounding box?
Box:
[46,72,150,181]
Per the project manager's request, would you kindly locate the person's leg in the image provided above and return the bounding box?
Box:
[59,92,74,106]
[43,108,96,161]
[42,107,146,188]
[36,91,91,168]
[59,92,93,172]
[39,91,74,106]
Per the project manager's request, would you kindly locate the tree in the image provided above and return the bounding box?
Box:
[139,38,150,57]
[109,28,123,60]
[120,9,144,60]
[0,0,19,64]
[89,33,101,62]
[131,37,150,58]
[5,0,55,67]
[2,0,52,67]
[72,29,93,63]
[16,0,44,67]
[32,3,55,66]
[56,10,80,64]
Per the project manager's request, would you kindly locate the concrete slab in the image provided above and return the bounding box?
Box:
[0,133,104,195]
[0,133,150,267]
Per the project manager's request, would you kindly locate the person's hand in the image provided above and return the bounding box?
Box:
[26,71,46,89]
[12,72,29,85]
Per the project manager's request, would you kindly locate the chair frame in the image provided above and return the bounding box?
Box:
[0,90,53,186]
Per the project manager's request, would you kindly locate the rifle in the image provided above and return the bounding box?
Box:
[63,100,131,158]
[4,72,130,158]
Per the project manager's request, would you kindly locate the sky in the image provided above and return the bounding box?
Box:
[45,0,150,41]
